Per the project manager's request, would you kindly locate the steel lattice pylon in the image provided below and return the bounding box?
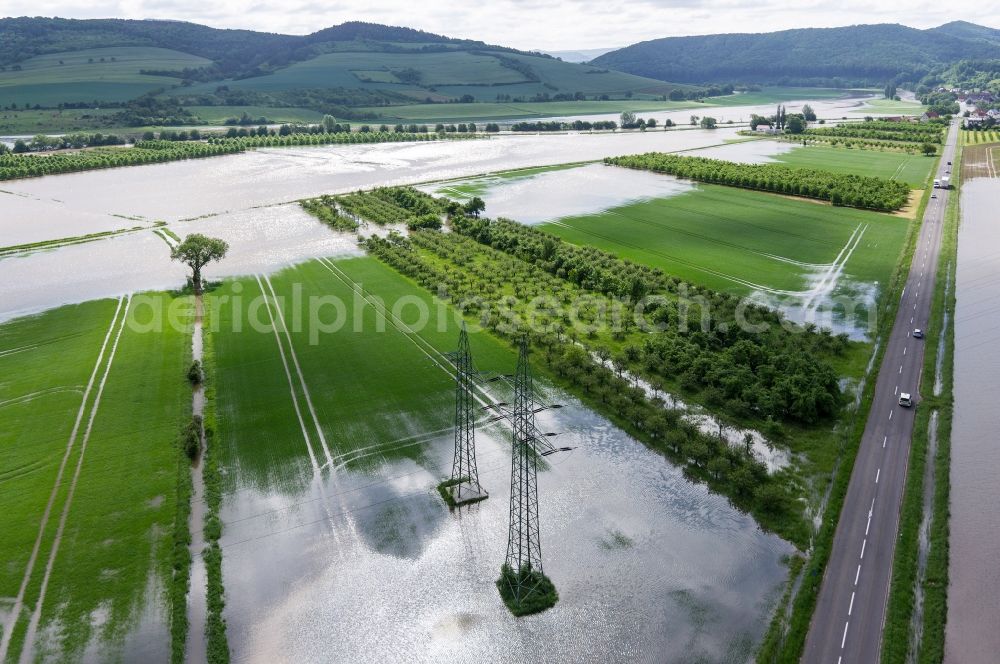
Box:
[446,324,487,505]
[504,337,544,587]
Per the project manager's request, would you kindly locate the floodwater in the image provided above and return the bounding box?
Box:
[0,204,360,322]
[428,151,878,340]
[502,94,873,127]
[945,178,1000,663]
[219,390,793,664]
[2,128,745,244]
[423,162,695,224]
[0,118,805,321]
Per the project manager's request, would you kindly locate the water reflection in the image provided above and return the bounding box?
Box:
[947,178,1000,662]
[219,395,792,663]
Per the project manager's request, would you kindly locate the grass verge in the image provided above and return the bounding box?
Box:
[200,302,230,664]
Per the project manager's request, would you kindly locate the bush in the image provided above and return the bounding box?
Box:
[182,415,202,460]
[496,564,558,616]
[187,359,203,384]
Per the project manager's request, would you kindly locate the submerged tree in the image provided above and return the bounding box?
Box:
[171,234,229,294]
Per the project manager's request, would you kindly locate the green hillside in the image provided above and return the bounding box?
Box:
[0,46,210,107]
[0,17,689,128]
[593,22,1000,86]
[180,48,677,104]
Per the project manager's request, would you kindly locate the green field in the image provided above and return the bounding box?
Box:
[0,294,191,661]
[705,87,865,107]
[179,48,676,107]
[358,87,865,123]
[357,99,701,122]
[540,184,910,296]
[773,143,935,186]
[851,97,927,115]
[184,105,325,125]
[0,46,210,107]
[212,258,516,492]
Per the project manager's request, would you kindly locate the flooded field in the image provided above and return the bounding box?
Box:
[219,394,793,664]
[0,204,360,322]
[946,178,1000,663]
[502,94,872,127]
[425,157,900,340]
[422,163,695,224]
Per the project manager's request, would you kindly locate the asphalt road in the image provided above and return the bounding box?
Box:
[803,120,959,664]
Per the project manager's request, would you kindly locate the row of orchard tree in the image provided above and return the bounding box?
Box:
[804,119,945,144]
[0,140,243,180]
[605,152,912,211]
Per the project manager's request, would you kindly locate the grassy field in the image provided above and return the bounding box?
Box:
[0,294,191,661]
[0,46,210,108]
[358,99,702,122]
[773,143,935,186]
[851,97,927,116]
[359,87,863,122]
[179,48,676,107]
[706,87,865,107]
[539,184,910,295]
[184,106,325,125]
[211,258,517,493]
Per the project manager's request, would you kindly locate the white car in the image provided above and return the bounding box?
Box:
[913,329,924,339]
[899,393,913,408]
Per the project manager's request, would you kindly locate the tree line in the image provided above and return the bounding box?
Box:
[605,152,912,211]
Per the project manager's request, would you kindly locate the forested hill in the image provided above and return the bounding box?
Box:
[0,18,544,75]
[592,22,1000,86]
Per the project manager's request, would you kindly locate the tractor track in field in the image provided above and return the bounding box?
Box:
[0,386,84,411]
[253,275,322,472]
[259,274,336,468]
[254,273,358,549]
[16,293,131,664]
[0,296,126,662]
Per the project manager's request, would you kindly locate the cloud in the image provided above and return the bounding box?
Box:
[1,0,999,50]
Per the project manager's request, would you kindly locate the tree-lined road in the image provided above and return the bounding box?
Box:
[804,120,958,663]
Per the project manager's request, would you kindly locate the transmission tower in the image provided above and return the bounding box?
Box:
[502,337,547,602]
[441,324,487,507]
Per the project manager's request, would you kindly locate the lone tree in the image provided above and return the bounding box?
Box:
[463,196,486,218]
[171,234,229,294]
[921,142,937,156]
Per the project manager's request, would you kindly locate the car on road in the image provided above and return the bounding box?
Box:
[913,328,924,338]
[899,392,913,407]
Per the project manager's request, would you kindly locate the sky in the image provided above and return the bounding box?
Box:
[2,0,999,51]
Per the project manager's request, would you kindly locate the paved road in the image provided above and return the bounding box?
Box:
[804,120,959,664]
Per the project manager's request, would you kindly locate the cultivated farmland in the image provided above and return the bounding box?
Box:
[772,144,935,186]
[0,293,192,662]
[0,47,210,107]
